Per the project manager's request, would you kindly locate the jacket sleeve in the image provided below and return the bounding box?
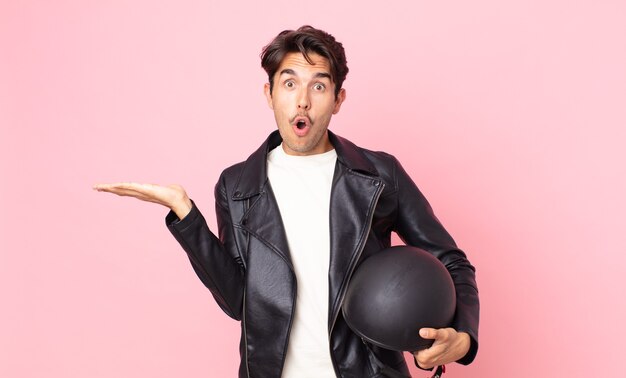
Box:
[165,174,245,320]
[391,156,480,365]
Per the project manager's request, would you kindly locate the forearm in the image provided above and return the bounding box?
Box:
[166,201,245,319]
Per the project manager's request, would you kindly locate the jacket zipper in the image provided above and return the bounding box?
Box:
[328,177,385,377]
[243,289,250,378]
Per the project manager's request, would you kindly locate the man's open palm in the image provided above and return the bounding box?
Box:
[93,182,192,219]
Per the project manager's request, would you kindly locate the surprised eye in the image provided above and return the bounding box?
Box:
[285,80,295,88]
[313,83,325,91]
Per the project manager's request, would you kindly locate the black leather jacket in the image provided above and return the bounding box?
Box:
[166,131,479,377]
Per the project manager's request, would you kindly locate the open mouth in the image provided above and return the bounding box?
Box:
[292,116,311,136]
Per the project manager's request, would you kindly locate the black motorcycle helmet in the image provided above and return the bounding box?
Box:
[342,246,456,352]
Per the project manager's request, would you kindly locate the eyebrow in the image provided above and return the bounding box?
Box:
[279,69,332,81]
[313,72,332,80]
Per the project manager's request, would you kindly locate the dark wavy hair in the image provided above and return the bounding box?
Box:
[261,25,349,98]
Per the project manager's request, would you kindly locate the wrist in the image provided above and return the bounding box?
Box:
[456,332,471,359]
[171,196,192,220]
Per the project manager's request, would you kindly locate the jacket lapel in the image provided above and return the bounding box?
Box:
[241,185,293,268]
[232,131,293,268]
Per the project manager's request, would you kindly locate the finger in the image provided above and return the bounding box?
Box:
[423,327,454,343]
[414,349,436,370]
[112,182,147,191]
[93,183,108,191]
[94,183,129,191]
[103,191,168,208]
[93,185,150,198]
[415,340,451,370]
[419,328,438,340]
[418,335,448,355]
[94,182,143,189]
[93,184,133,194]
[95,187,147,198]
[94,182,152,194]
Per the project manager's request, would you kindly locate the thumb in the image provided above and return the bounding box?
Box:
[419,328,438,340]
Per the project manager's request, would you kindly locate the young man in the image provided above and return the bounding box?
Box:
[94,26,479,378]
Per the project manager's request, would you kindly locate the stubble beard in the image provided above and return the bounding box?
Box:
[282,127,329,155]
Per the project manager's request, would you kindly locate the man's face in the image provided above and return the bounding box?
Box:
[264,52,346,156]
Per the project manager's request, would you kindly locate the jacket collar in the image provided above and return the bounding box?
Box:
[232,130,379,200]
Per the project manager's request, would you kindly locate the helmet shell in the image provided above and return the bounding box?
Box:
[342,246,456,351]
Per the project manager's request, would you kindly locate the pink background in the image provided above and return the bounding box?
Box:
[2,1,625,377]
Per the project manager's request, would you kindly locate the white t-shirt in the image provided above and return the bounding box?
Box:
[267,144,337,378]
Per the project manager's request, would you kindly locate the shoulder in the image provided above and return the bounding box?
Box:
[360,148,398,172]
[215,160,247,193]
[359,148,403,195]
[215,131,279,195]
[220,160,247,180]
[341,138,420,198]
[329,131,413,196]
[330,131,400,179]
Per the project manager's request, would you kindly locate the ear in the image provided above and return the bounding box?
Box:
[332,88,346,114]
[264,83,274,110]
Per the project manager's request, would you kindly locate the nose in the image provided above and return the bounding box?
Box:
[297,88,310,110]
